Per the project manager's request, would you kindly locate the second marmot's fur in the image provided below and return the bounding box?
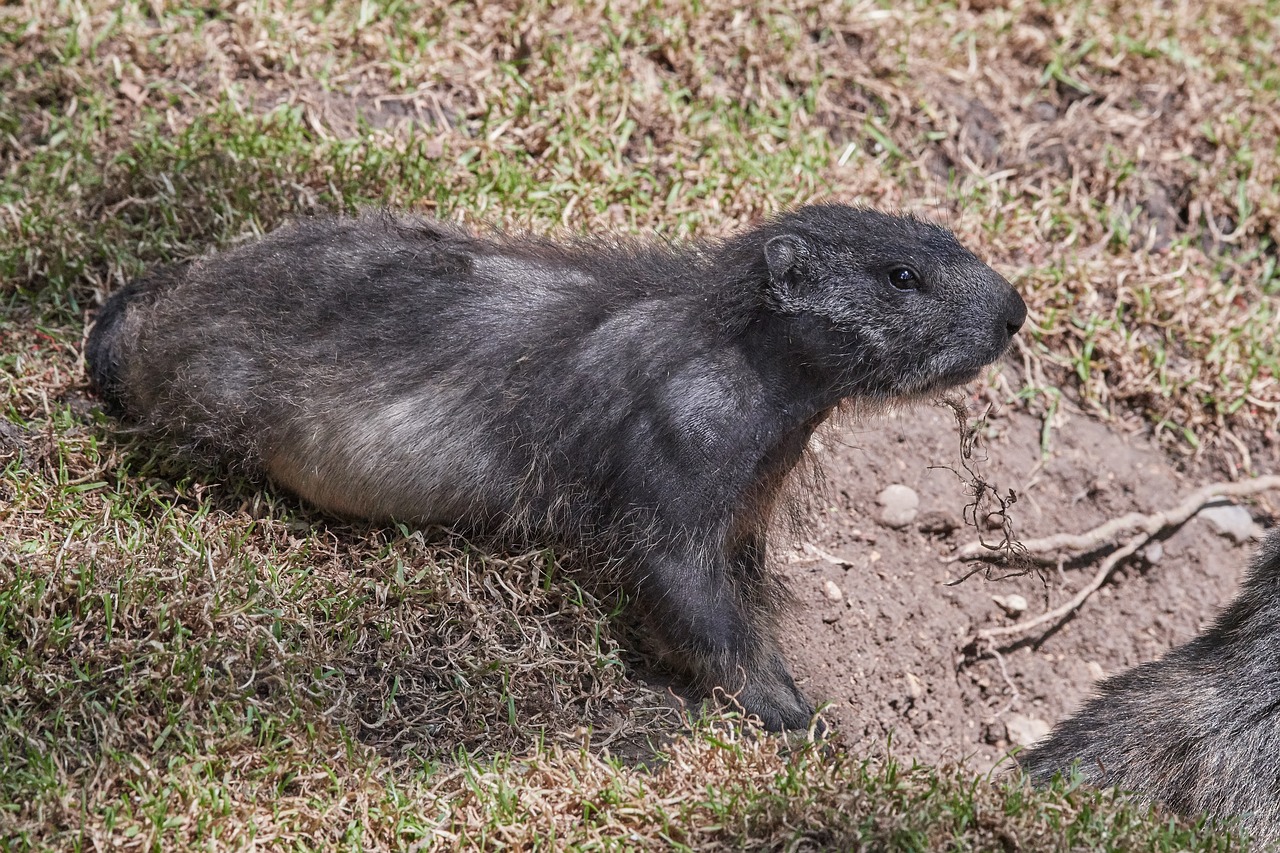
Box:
[87,204,1027,731]
[1023,528,1280,845]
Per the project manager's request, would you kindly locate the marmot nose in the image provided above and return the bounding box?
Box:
[1004,291,1028,338]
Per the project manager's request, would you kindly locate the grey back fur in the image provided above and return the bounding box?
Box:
[87,205,1026,731]
[1023,529,1280,846]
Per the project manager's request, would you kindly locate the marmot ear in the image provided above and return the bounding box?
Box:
[764,234,810,309]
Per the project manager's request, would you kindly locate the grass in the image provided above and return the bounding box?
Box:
[0,0,1274,848]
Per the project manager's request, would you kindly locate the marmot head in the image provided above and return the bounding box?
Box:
[736,205,1026,400]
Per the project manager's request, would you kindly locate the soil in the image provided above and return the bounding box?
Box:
[775,397,1278,771]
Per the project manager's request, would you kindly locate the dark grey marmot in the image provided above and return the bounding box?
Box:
[86,204,1026,731]
[1023,528,1280,845]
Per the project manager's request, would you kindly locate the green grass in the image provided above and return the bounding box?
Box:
[1,0,1275,848]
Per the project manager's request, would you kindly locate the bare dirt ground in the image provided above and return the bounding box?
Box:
[769,392,1277,770]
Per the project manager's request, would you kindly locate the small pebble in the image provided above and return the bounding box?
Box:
[1005,713,1051,747]
[904,672,924,702]
[918,509,960,536]
[992,593,1028,617]
[1031,100,1057,122]
[1142,541,1164,563]
[1200,503,1261,544]
[877,484,919,529]
[1086,661,1105,680]
[823,579,844,602]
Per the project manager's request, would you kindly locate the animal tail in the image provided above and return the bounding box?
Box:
[85,263,187,413]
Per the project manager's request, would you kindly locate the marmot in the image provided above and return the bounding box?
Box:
[1024,528,1280,845]
[87,204,1027,731]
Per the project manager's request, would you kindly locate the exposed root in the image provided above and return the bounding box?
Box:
[972,535,1147,647]
[963,475,1280,649]
[959,475,1280,564]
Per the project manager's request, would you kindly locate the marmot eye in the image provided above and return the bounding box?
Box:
[888,266,920,290]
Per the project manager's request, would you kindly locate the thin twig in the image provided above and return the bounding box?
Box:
[799,543,858,567]
[984,648,1022,719]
